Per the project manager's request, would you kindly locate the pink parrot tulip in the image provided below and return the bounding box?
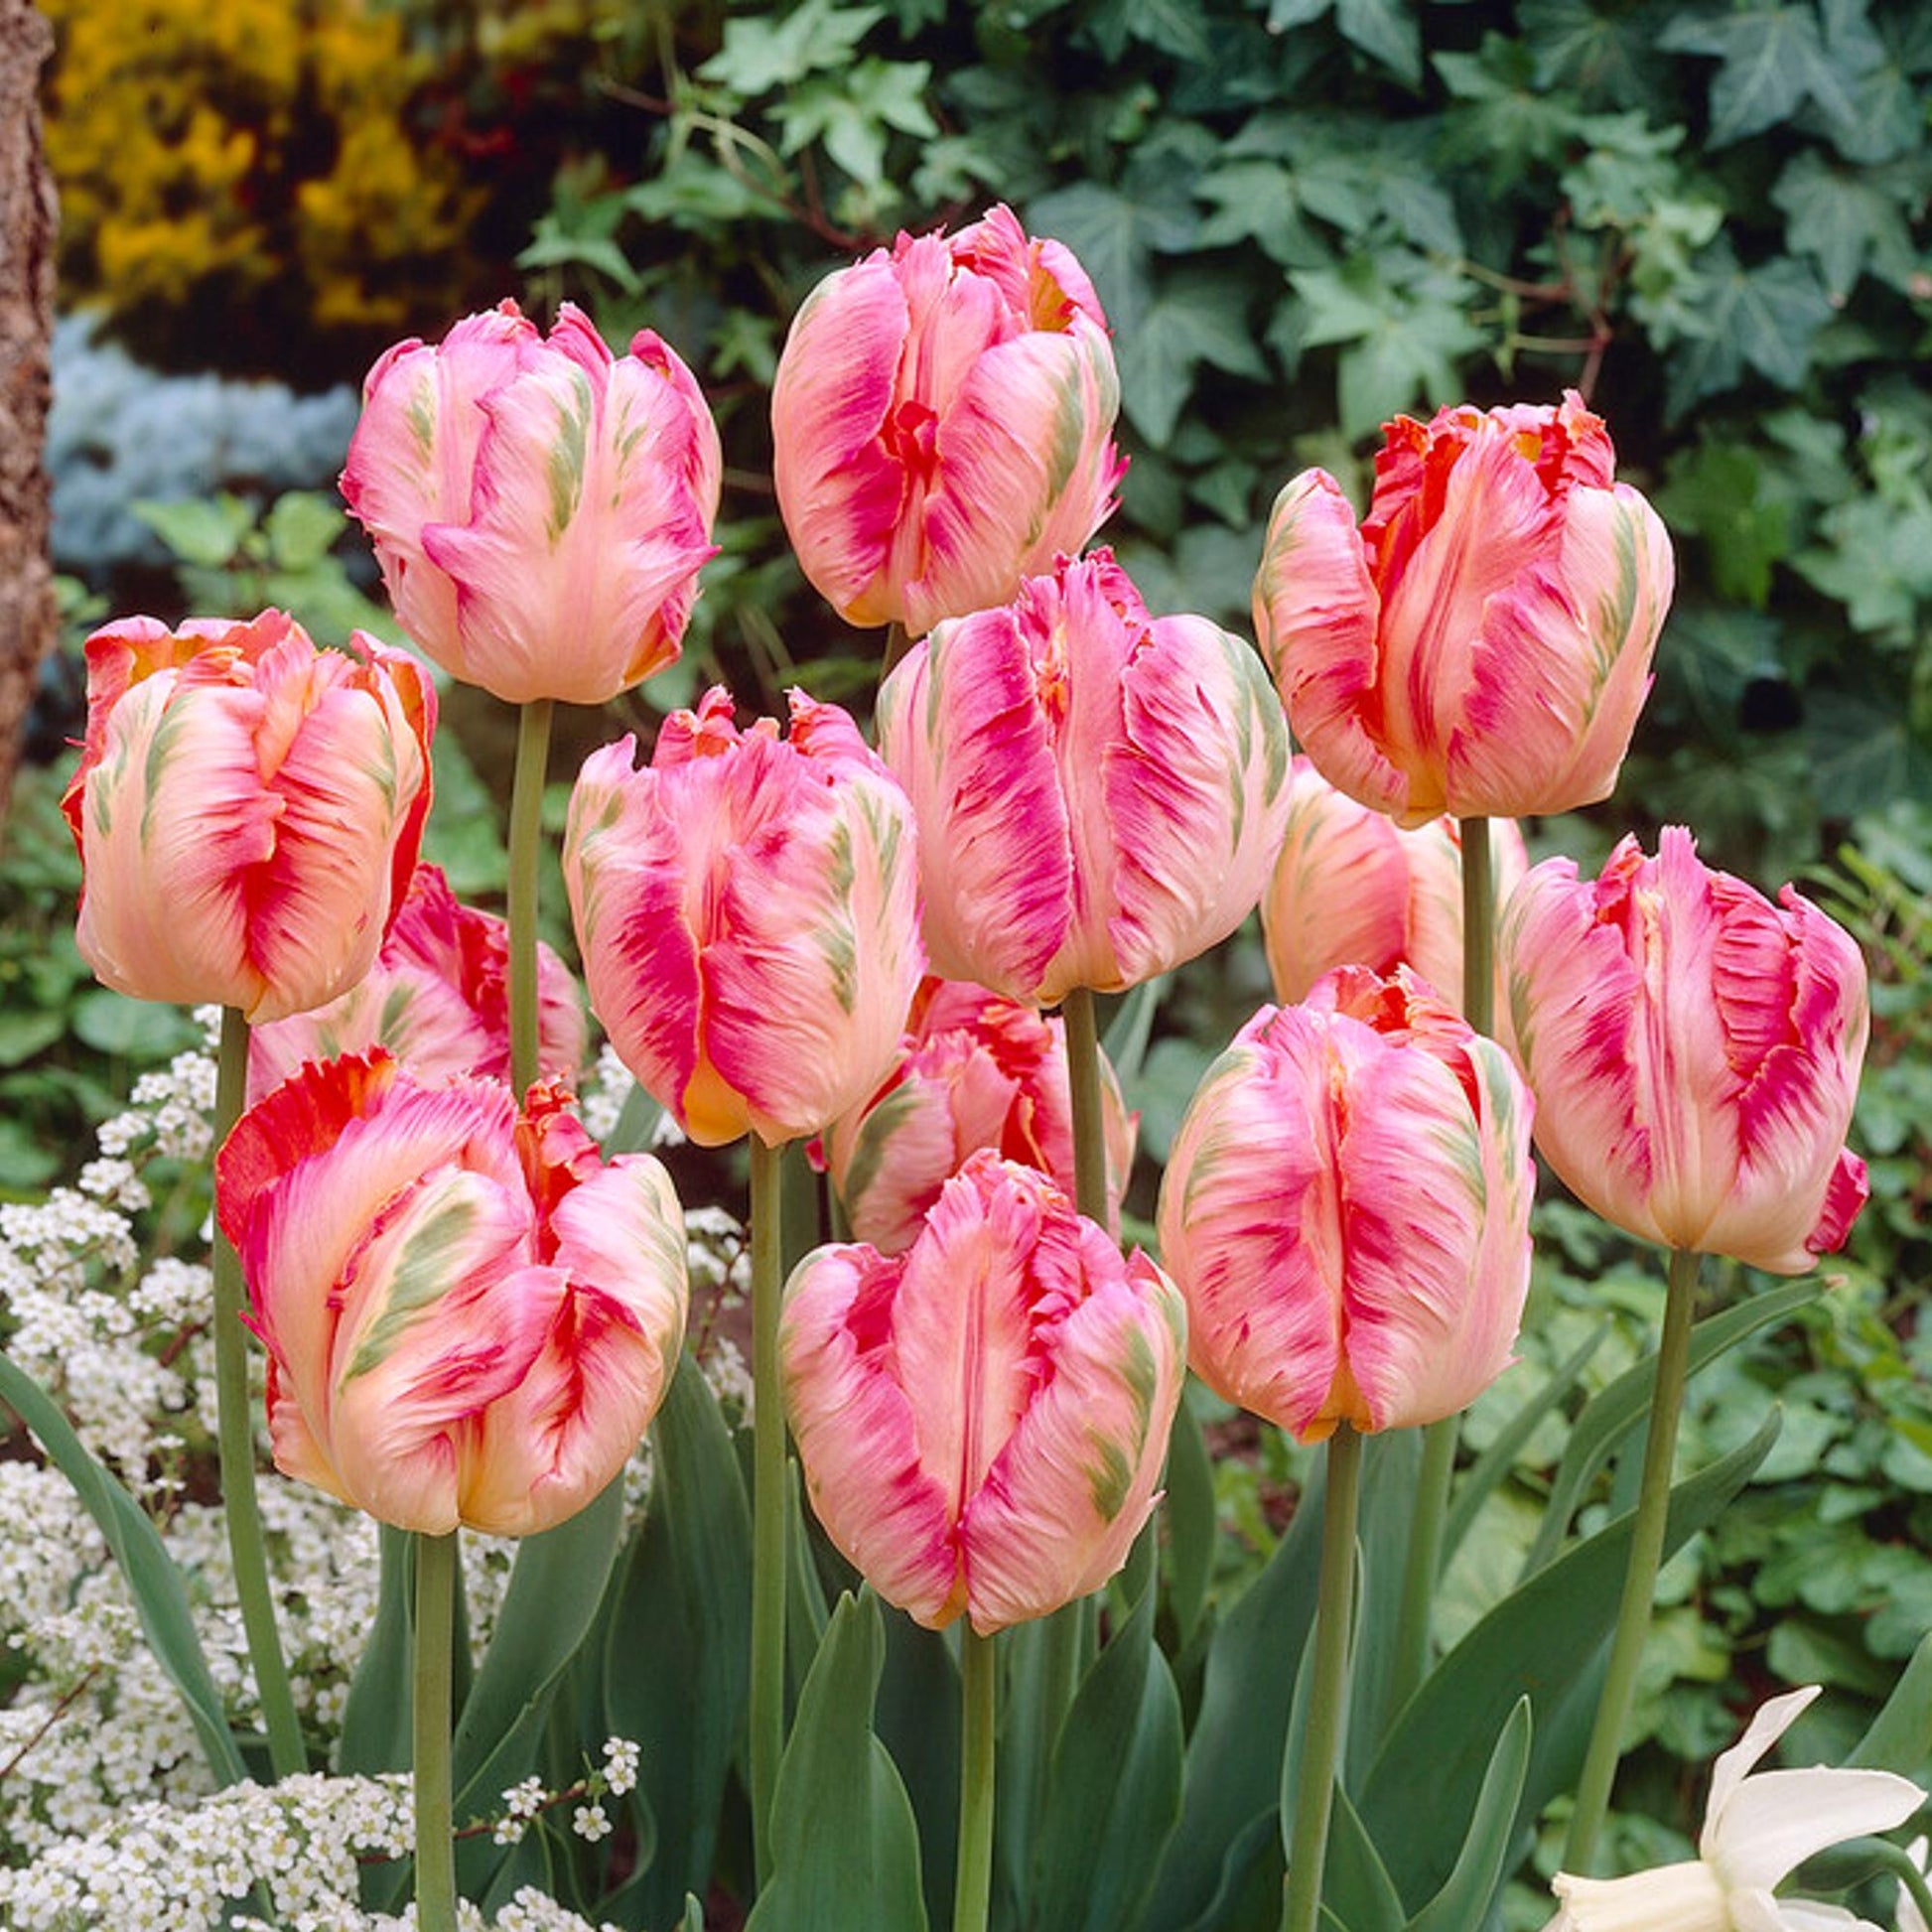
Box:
[342,299,721,705]
[817,976,1138,1254]
[247,863,587,1103]
[771,203,1124,637]
[1262,756,1528,1022]
[876,550,1291,1006]
[780,1150,1184,1634]
[563,685,924,1148]
[1158,967,1534,1443]
[215,1051,688,1537]
[61,611,435,1025]
[1499,828,1868,1273]
[1254,390,1674,825]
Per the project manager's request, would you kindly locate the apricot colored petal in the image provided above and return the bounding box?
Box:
[1105,618,1290,989]
[72,674,276,1013]
[781,1245,963,1627]
[770,262,910,624]
[1157,1030,1346,1439]
[879,622,1073,1000]
[1254,471,1404,817]
[963,1244,1183,1632]
[564,738,703,1130]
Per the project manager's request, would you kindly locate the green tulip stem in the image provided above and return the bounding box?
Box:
[212,1003,306,1781]
[1563,1244,1704,1875]
[953,1625,998,1932]
[412,1529,460,1932]
[1389,817,1495,1718]
[1866,1838,1932,1925]
[1061,985,1108,1226]
[750,1134,788,1888]
[1281,1422,1364,1932]
[507,698,554,1099]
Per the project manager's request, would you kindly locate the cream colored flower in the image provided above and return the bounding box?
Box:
[1545,1687,1923,1932]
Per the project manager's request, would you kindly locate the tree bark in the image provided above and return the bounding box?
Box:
[0,0,57,838]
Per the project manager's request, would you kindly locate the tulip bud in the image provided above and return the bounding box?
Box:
[781,1151,1184,1634]
[818,976,1138,1254]
[564,686,924,1148]
[343,300,722,706]
[61,611,435,1025]
[1254,391,1673,825]
[1158,968,1534,1442]
[772,204,1124,636]
[878,551,1291,1006]
[1499,828,1868,1272]
[247,863,587,1103]
[216,1052,688,1537]
[1262,757,1528,1024]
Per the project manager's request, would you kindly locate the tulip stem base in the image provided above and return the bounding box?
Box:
[507,698,554,1099]
[1562,1245,1703,1876]
[412,1529,459,1932]
[953,1625,998,1932]
[750,1135,788,1890]
[1062,986,1107,1227]
[1281,1422,1363,1932]
[212,1005,307,1781]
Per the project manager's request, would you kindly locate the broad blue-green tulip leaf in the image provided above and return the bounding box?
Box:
[339,1525,413,1774]
[1362,1405,1781,1910]
[744,1590,927,1932]
[603,1355,752,1930]
[1322,1785,1407,1932]
[1166,1392,1218,1650]
[1851,1629,1932,1776]
[1524,1280,1816,1578]
[1028,1578,1184,1932]
[0,1347,248,1787]
[1405,1696,1531,1932]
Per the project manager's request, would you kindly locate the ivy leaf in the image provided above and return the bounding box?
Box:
[1521,0,1669,104]
[1288,255,1484,440]
[1663,240,1834,415]
[1337,0,1422,85]
[1087,0,1214,62]
[775,61,937,188]
[1771,150,1921,299]
[700,0,885,95]
[1195,160,1330,268]
[1028,174,1199,338]
[1119,280,1270,446]
[1659,2,1872,148]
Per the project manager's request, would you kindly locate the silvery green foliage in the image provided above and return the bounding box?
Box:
[48,317,358,572]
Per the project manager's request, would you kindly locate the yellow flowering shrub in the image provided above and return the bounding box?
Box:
[41,0,491,373]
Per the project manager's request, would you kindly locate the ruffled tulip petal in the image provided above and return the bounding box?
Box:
[1255,470,1404,817]
[781,1245,964,1626]
[879,619,1074,1000]
[964,1244,1183,1632]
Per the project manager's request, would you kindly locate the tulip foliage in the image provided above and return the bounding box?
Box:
[20,198,1932,1932]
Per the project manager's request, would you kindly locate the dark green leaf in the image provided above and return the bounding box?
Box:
[1337,0,1421,85]
[1322,1786,1407,1932]
[340,1526,414,1774]
[1167,1392,1218,1649]
[1850,1630,1932,1775]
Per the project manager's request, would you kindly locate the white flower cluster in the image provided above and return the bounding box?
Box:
[0,1020,733,1923]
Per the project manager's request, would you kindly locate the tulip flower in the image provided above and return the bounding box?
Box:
[61,610,435,1025]
[877,550,1291,1007]
[247,863,587,1103]
[563,685,924,1149]
[216,1050,688,1537]
[1254,390,1673,825]
[1262,755,1528,1018]
[1543,1686,1923,1931]
[1500,828,1869,1273]
[771,203,1124,637]
[817,976,1137,1253]
[1157,966,1534,1442]
[780,1150,1184,1634]
[342,299,721,706]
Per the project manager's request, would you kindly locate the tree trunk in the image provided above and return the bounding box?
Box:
[0,0,57,839]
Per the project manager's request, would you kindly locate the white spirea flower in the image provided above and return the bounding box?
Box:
[600,1736,640,1797]
[1544,1687,1925,1932]
[571,1802,612,1843]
